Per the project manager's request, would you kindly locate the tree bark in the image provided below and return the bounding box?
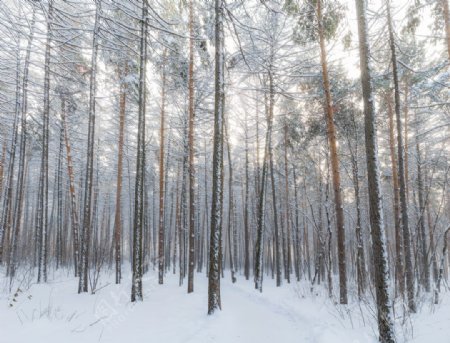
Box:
[387,0,416,313]
[187,0,196,293]
[114,62,128,284]
[355,0,396,340]
[208,0,224,314]
[78,0,100,293]
[317,0,347,304]
[443,0,450,60]
[158,49,167,285]
[131,0,148,302]
[61,96,80,277]
[37,0,54,284]
[386,92,405,297]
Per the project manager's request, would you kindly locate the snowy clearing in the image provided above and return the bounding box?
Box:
[0,270,448,343]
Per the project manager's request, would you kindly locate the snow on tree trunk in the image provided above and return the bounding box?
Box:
[355,0,396,341]
[131,0,148,302]
[208,0,225,315]
[78,0,100,294]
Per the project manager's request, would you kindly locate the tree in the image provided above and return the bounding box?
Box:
[208,0,225,315]
[386,0,416,313]
[443,0,450,60]
[37,0,54,284]
[158,49,167,285]
[113,61,128,284]
[316,0,347,304]
[386,92,404,297]
[187,0,196,293]
[355,0,395,341]
[79,0,101,293]
[8,6,36,278]
[131,0,148,302]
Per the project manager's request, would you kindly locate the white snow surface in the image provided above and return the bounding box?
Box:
[0,269,449,343]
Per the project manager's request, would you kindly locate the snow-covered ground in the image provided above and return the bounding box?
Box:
[0,269,448,343]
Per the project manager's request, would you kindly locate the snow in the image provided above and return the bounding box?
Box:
[0,270,449,343]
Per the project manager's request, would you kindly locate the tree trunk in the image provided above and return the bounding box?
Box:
[268,72,281,287]
[386,92,405,297]
[158,49,167,285]
[78,0,100,293]
[224,121,236,283]
[443,0,450,60]
[187,0,196,293]
[244,111,250,280]
[114,62,128,284]
[387,0,416,313]
[208,0,224,314]
[254,90,271,292]
[61,96,80,277]
[283,122,291,284]
[434,227,450,304]
[0,141,6,204]
[8,9,35,278]
[37,0,54,284]
[131,0,148,302]
[317,0,347,305]
[355,0,396,340]
[415,114,430,292]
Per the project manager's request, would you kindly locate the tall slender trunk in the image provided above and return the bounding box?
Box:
[208,0,224,314]
[387,0,416,313]
[267,72,281,287]
[415,114,430,292]
[114,62,128,284]
[244,111,250,280]
[317,0,347,304]
[347,118,366,298]
[131,0,148,302]
[61,96,80,277]
[158,49,167,285]
[0,141,6,203]
[403,84,409,200]
[434,227,450,304]
[187,0,196,293]
[38,0,54,284]
[387,92,404,297]
[78,0,100,293]
[426,188,438,284]
[292,165,301,281]
[8,9,35,278]
[55,127,64,269]
[355,0,395,340]
[283,122,291,283]
[254,90,271,292]
[224,122,236,283]
[443,0,450,60]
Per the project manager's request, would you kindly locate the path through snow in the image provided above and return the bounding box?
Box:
[0,271,448,342]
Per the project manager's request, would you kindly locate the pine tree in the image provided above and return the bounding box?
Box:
[355,0,396,341]
[78,0,101,293]
[386,0,416,313]
[208,0,225,315]
[131,0,148,302]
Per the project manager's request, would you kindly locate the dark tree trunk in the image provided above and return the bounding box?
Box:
[187,0,196,293]
[387,0,416,313]
[131,0,148,302]
[208,0,225,315]
[355,0,396,341]
[78,0,100,293]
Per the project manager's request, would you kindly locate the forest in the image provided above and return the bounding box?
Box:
[0,0,449,342]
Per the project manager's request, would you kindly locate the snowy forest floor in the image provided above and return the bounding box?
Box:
[0,268,449,343]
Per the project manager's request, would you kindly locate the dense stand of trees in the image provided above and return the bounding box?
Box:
[0,0,449,341]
